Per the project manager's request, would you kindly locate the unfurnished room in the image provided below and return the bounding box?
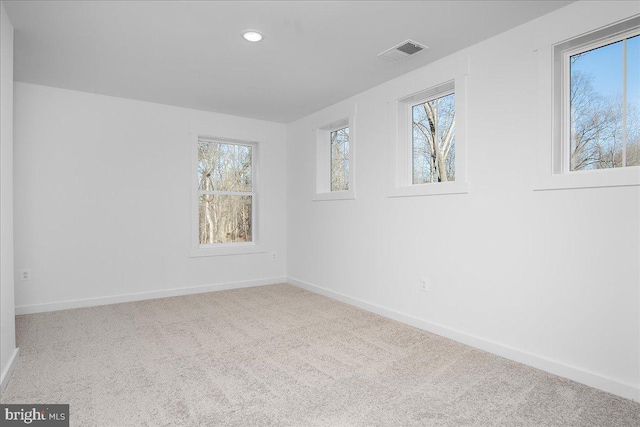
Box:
[1,1,639,426]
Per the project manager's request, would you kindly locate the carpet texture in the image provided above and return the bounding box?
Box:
[2,284,639,426]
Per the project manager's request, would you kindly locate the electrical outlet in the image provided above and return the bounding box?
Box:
[271,253,276,260]
[419,277,429,292]
[20,269,32,281]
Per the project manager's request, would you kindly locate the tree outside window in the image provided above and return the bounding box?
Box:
[330,127,349,191]
[569,34,639,171]
[412,93,456,184]
[198,140,253,245]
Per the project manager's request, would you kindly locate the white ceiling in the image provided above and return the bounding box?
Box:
[4,1,574,123]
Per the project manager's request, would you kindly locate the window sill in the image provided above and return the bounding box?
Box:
[534,167,640,191]
[388,181,469,198]
[189,244,267,258]
[313,189,356,201]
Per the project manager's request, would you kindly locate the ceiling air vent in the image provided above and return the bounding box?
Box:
[378,39,428,63]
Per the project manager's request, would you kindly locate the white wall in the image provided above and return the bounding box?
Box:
[287,1,640,401]
[13,83,287,312]
[1,0,18,392]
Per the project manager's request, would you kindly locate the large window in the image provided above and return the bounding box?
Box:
[412,92,455,184]
[197,139,255,246]
[190,129,266,257]
[567,31,639,171]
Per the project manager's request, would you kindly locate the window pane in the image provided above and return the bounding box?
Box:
[412,93,455,184]
[198,140,252,192]
[627,35,640,166]
[330,127,349,191]
[570,40,624,171]
[199,195,252,244]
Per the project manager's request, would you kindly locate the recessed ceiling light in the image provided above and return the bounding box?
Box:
[242,31,263,42]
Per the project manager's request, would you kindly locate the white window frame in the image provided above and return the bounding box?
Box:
[561,27,640,173]
[535,13,640,191]
[313,105,356,201]
[388,58,469,197]
[407,83,455,185]
[190,132,266,257]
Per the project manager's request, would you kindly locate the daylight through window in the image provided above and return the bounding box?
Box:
[330,127,349,191]
[568,32,639,171]
[412,92,456,183]
[197,140,254,245]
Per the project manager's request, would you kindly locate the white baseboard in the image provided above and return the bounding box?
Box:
[287,276,640,403]
[15,276,287,315]
[1,348,20,394]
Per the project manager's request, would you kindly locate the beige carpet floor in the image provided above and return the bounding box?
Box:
[1,284,639,426]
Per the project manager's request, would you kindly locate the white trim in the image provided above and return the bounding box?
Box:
[189,244,267,257]
[15,277,286,315]
[312,189,356,201]
[287,276,640,403]
[388,181,469,198]
[1,348,19,394]
[534,166,640,191]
